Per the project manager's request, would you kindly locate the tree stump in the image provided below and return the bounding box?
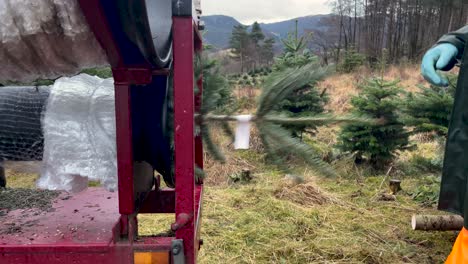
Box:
[411,215,464,231]
[241,169,252,183]
[389,179,402,194]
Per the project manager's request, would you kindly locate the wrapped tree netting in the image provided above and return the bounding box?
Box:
[38,74,117,192]
[0,75,117,192]
[0,86,50,161]
[0,0,108,83]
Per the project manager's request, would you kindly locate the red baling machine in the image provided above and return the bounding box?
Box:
[0,1,204,263]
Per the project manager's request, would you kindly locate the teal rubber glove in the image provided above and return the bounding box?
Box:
[421,43,459,87]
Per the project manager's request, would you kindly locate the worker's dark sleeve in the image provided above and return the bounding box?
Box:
[437,25,468,59]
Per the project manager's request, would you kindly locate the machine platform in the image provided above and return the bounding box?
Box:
[0,188,120,246]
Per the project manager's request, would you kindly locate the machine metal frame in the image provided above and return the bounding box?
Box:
[0,1,204,263]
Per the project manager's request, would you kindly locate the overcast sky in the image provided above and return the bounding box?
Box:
[202,0,332,24]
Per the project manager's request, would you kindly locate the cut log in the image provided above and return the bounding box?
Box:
[411,215,464,231]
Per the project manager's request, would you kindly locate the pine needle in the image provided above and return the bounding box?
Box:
[260,123,337,177]
[220,122,235,144]
[257,63,330,117]
[263,114,375,126]
[201,123,226,163]
[257,123,290,172]
[199,55,343,178]
[195,166,206,182]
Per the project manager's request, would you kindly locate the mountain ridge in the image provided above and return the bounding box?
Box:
[202,14,333,49]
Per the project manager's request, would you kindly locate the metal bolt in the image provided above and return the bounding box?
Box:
[172,244,182,255]
[171,213,192,231]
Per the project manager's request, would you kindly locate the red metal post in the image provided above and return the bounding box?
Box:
[112,69,152,217]
[172,17,196,264]
[114,84,135,216]
[193,21,205,255]
[195,44,204,175]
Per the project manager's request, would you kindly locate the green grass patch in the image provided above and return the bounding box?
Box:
[195,174,455,263]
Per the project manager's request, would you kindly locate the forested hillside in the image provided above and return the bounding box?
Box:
[202,15,335,50]
[326,0,468,63]
[204,1,468,66]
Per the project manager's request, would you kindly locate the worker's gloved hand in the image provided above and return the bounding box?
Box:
[421,43,459,87]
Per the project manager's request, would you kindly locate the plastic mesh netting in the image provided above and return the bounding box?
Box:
[0,86,50,162]
[0,75,117,193]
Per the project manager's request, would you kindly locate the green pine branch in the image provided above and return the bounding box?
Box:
[257,63,331,117]
[197,55,382,178]
[259,123,336,177]
[263,114,374,126]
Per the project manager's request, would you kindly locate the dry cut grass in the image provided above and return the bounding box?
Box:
[319,65,431,115]
[197,170,455,264]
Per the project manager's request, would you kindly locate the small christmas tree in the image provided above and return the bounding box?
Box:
[337,48,366,73]
[274,80,328,138]
[402,83,455,137]
[200,61,367,178]
[337,78,410,170]
[196,49,235,163]
[198,44,372,177]
[272,21,328,138]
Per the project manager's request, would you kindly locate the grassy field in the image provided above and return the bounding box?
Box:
[195,156,455,263]
[5,161,456,263]
[193,66,456,263]
[3,65,458,263]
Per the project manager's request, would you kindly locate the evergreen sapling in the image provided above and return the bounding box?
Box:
[402,80,456,137]
[337,78,410,170]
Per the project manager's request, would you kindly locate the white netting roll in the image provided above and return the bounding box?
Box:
[0,0,108,83]
[37,74,117,193]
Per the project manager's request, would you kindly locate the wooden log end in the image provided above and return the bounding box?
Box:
[411,215,417,230]
[412,215,464,231]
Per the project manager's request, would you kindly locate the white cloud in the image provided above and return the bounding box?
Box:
[202,0,331,24]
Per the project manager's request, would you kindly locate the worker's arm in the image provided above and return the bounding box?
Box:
[421,25,468,87]
[437,25,468,57]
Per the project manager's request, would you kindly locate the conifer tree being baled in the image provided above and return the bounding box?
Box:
[196,47,235,163]
[337,78,410,170]
[273,51,329,138]
[272,20,328,138]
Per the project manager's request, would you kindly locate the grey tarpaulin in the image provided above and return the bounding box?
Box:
[0,0,108,83]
